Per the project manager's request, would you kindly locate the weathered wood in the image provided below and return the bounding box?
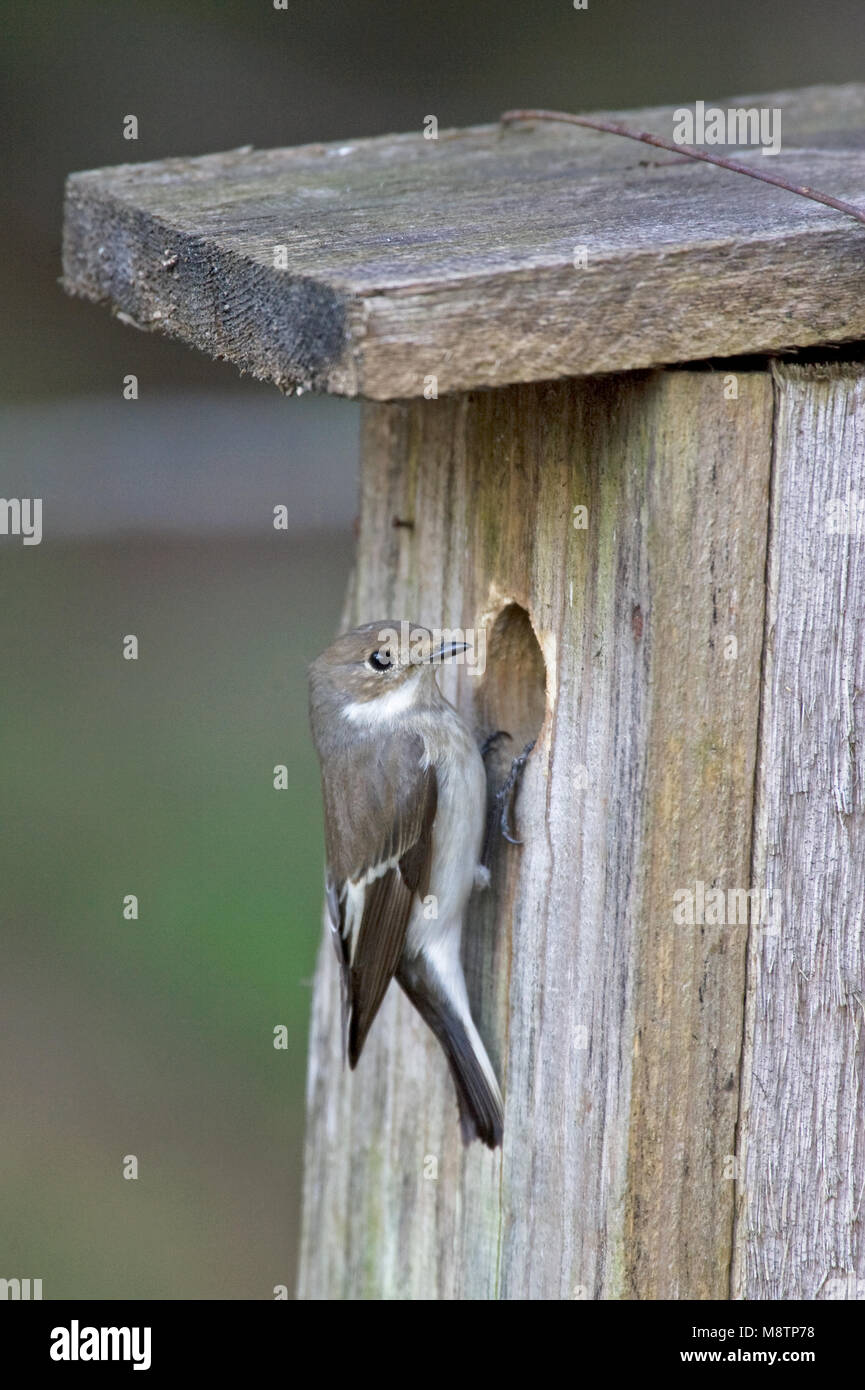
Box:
[297,370,772,1299]
[60,83,865,1299]
[733,363,865,1300]
[63,85,865,400]
[623,373,772,1298]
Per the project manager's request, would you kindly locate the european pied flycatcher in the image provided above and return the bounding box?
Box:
[309,620,503,1148]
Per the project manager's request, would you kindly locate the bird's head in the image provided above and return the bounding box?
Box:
[309,620,468,725]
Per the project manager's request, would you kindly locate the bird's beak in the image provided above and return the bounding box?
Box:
[428,641,468,664]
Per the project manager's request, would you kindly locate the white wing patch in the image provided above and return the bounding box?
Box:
[340,855,400,964]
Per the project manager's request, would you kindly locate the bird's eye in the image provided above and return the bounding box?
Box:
[367,649,393,672]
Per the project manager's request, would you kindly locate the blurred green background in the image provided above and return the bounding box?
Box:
[2,0,863,1299]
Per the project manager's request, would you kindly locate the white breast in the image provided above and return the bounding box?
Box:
[406,703,486,956]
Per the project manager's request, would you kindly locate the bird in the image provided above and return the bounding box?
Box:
[308,619,503,1148]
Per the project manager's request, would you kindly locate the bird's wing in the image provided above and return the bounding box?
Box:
[320,729,437,1067]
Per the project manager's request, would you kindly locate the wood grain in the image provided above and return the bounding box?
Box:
[297,370,772,1298]
[623,372,772,1298]
[733,363,865,1300]
[62,85,865,399]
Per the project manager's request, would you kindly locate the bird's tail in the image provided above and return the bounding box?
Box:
[398,955,504,1149]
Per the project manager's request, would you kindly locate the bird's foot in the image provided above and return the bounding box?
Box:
[495,740,536,845]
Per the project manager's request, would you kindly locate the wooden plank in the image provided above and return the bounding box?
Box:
[622,371,771,1298]
[733,363,865,1301]
[63,85,865,400]
[297,369,772,1298]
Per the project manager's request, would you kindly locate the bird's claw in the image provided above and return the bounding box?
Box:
[495,740,535,846]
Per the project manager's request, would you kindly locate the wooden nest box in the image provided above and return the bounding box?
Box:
[63,84,865,1300]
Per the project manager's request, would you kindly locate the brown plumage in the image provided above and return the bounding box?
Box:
[309,620,504,1147]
